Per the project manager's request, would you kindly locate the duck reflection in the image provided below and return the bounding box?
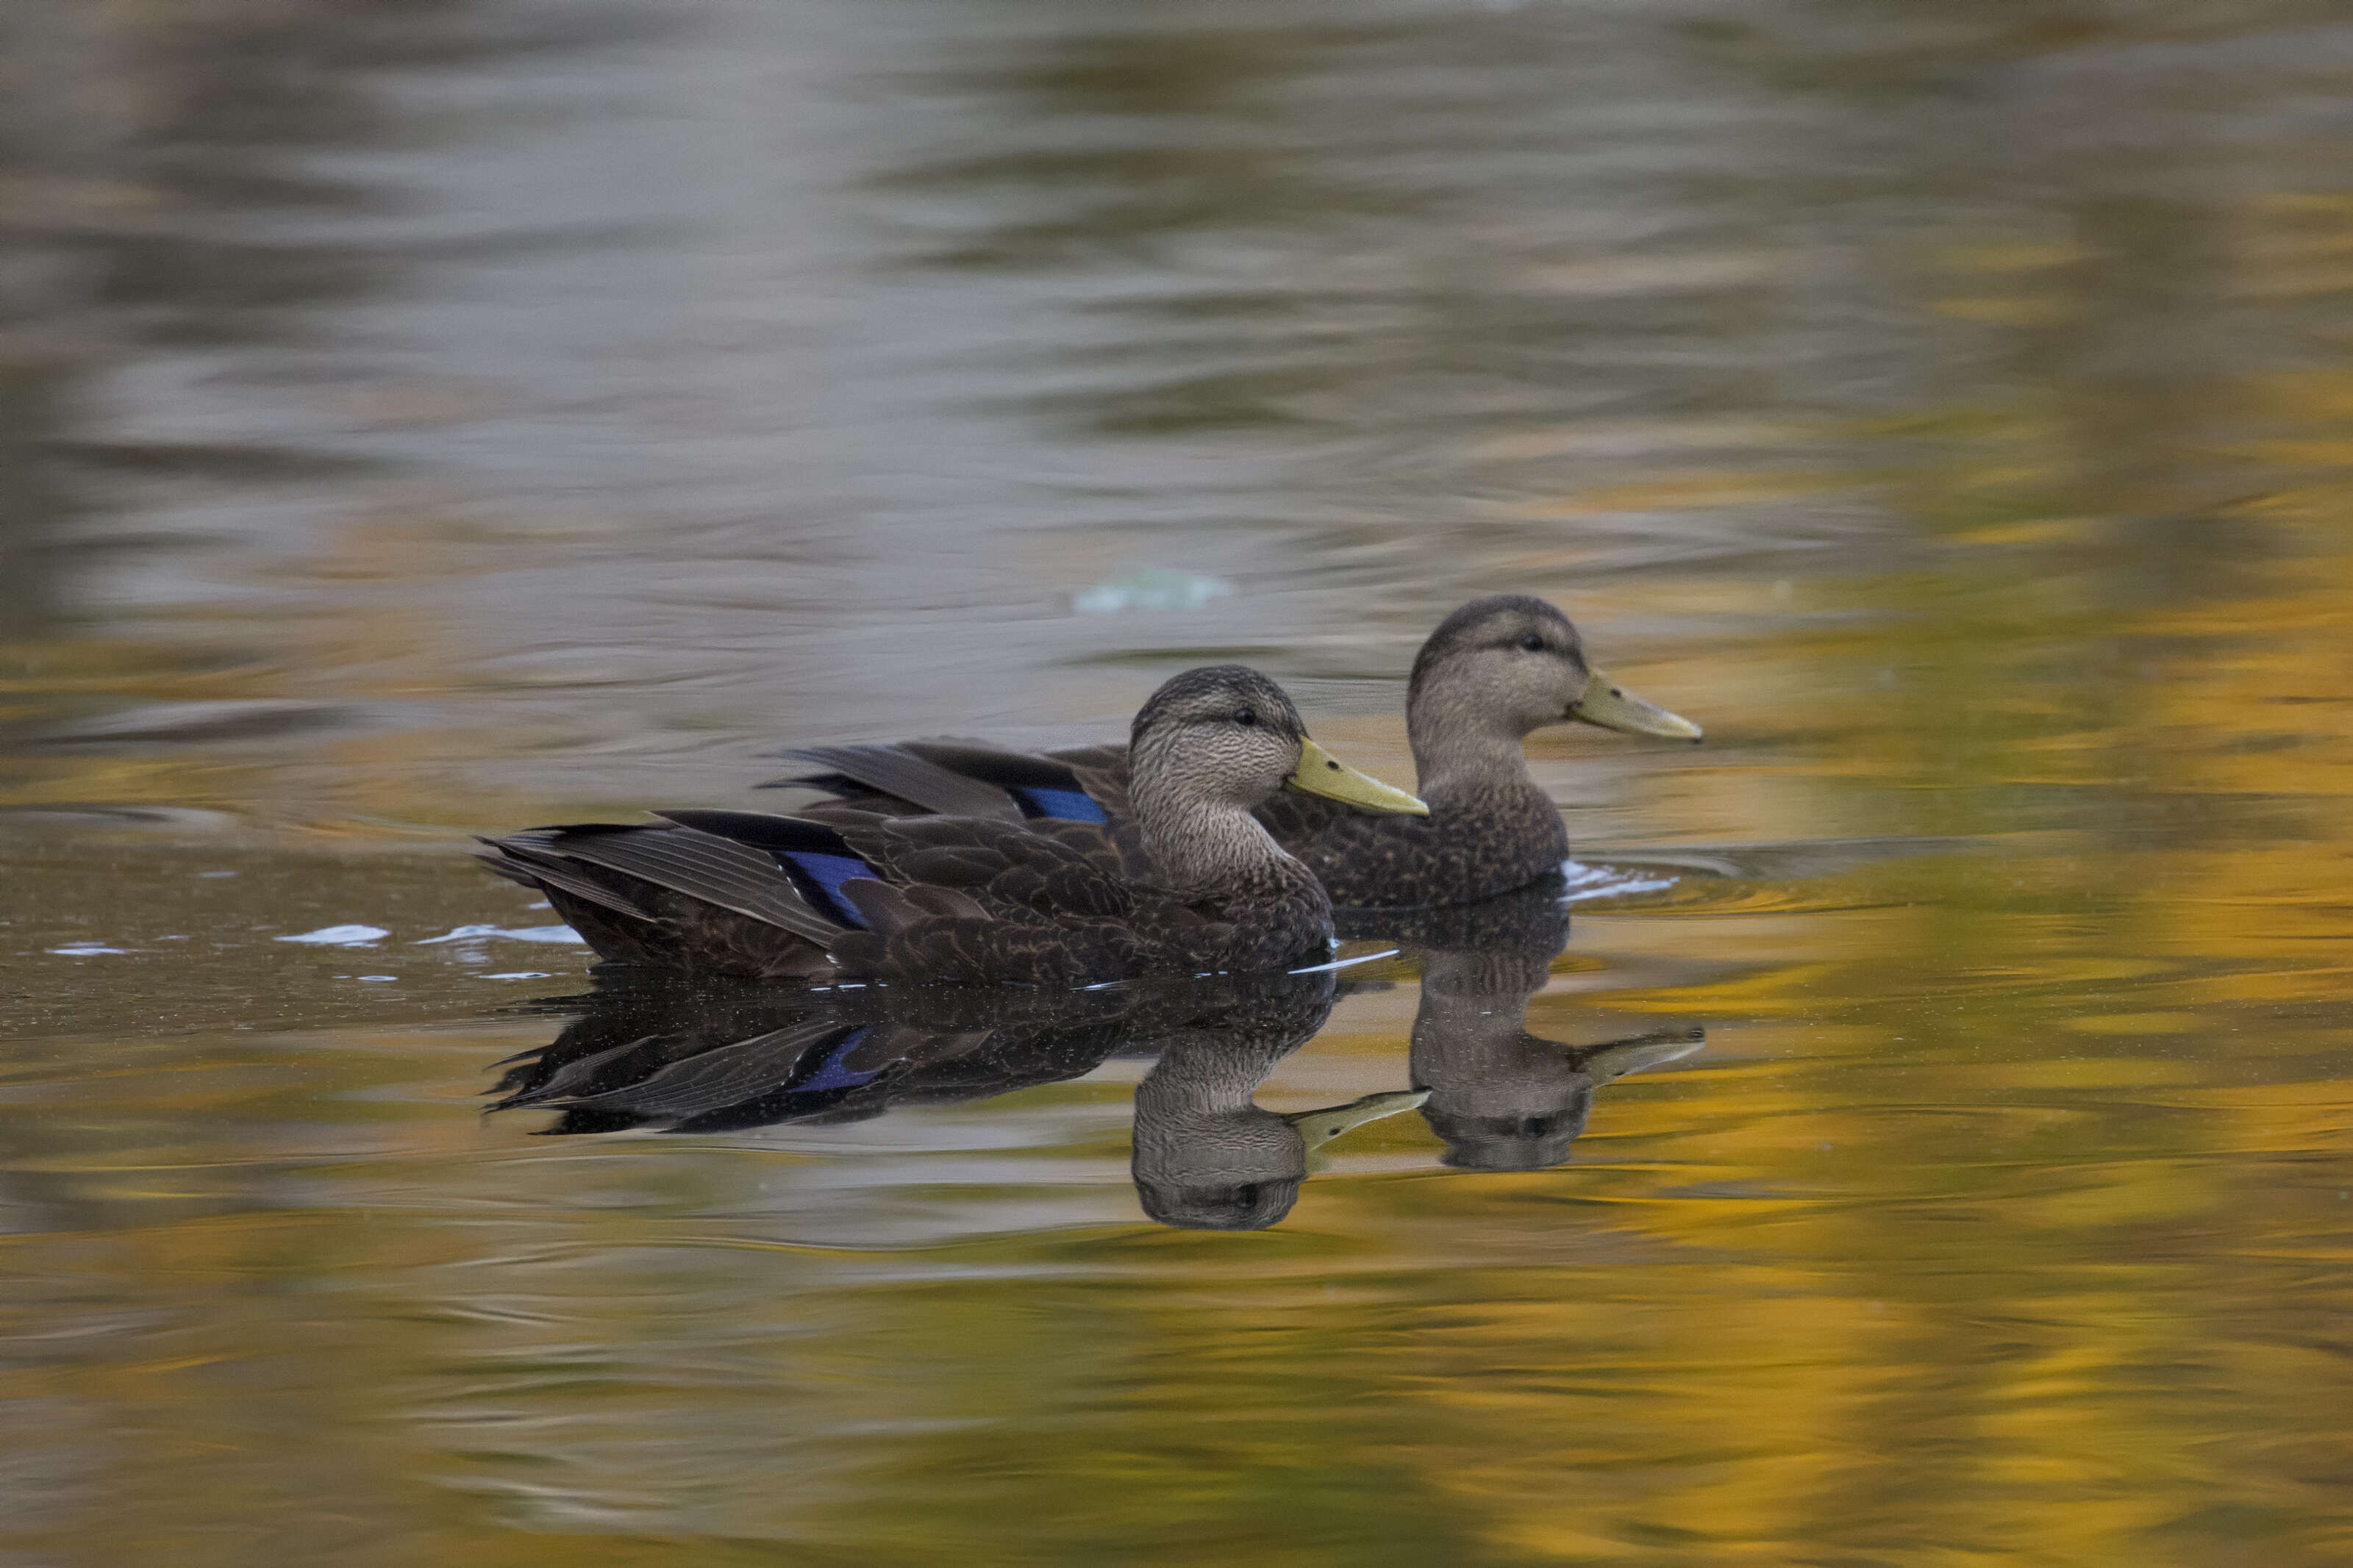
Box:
[1376,878,1705,1172]
[490,878,1700,1226]
[1132,1021,1425,1231]
[490,969,1424,1230]
[492,979,1166,1136]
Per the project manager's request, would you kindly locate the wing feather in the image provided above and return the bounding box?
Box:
[543,825,845,944]
[771,743,1026,819]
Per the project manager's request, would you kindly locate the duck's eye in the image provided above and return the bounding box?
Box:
[1233,709,1257,726]
[1518,633,1546,652]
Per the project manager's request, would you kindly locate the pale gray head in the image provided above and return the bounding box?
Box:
[1410,595,1595,739]
[1129,665,1428,826]
[1403,598,1700,797]
[1129,665,1313,813]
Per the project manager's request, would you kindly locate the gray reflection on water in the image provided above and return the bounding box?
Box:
[492,967,1374,1231]
[485,895,1705,1232]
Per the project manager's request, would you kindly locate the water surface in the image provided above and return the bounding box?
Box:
[5,0,2353,1562]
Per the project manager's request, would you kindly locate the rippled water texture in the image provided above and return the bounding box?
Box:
[6,1,2353,1562]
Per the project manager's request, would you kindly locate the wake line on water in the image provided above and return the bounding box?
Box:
[1558,860,1681,904]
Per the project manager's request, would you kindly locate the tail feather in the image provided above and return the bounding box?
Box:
[474,837,657,921]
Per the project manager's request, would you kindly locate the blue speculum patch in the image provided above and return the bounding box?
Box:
[796,1028,880,1092]
[782,850,879,926]
[1013,786,1108,823]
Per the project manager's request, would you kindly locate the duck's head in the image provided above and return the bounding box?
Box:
[1129,665,1427,816]
[1408,595,1701,745]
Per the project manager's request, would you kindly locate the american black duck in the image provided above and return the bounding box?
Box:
[475,665,1425,986]
[765,595,1699,911]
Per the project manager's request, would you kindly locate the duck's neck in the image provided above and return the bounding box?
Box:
[1407,687,1539,811]
[1132,781,1294,898]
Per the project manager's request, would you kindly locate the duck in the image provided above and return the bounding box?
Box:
[766,595,1700,911]
[474,665,1426,987]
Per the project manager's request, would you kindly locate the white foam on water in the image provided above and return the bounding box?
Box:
[1072,567,1232,615]
[413,923,585,945]
[49,942,130,956]
[276,925,390,946]
[1558,861,1682,905]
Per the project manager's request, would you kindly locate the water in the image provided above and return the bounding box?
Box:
[5,0,2353,1560]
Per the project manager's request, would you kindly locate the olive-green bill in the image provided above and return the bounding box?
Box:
[1570,671,1702,742]
[1287,738,1430,815]
[1286,1088,1432,1155]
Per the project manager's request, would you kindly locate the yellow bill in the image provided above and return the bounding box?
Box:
[1569,670,1702,742]
[1287,738,1429,815]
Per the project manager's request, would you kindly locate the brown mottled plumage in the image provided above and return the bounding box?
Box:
[766,595,1700,912]
[474,667,1417,987]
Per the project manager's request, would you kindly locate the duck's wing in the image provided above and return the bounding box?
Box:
[1040,745,1149,878]
[476,812,932,981]
[838,813,1137,922]
[761,738,1117,825]
[819,813,1195,984]
[483,815,863,948]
